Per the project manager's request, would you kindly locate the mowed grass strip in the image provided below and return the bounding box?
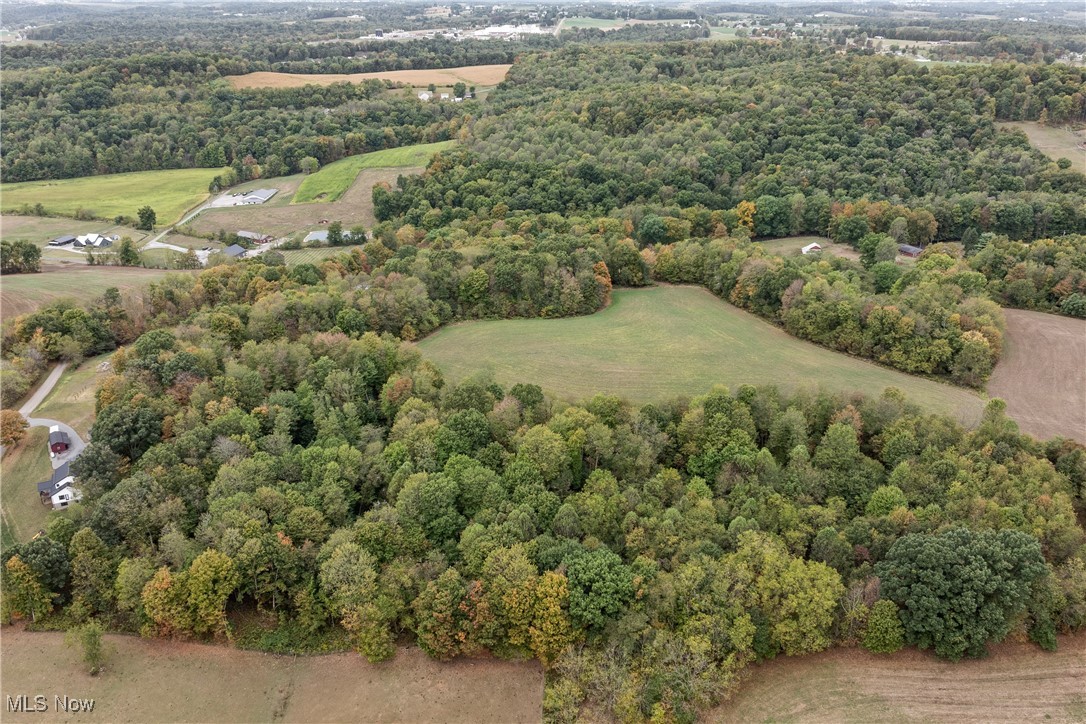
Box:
[293,141,457,204]
[0,428,53,548]
[0,266,186,321]
[0,167,225,225]
[418,285,986,423]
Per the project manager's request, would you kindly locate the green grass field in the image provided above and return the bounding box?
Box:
[561,17,625,30]
[998,121,1086,175]
[293,141,457,204]
[279,245,363,264]
[34,353,112,439]
[0,266,186,321]
[0,168,225,225]
[0,428,53,549]
[418,285,986,423]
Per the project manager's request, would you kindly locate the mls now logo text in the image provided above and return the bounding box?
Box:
[7,695,96,713]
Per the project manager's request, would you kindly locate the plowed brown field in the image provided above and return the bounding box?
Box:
[227,64,511,89]
[988,308,1086,443]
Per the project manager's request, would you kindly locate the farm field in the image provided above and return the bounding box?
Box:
[279,245,363,265]
[0,428,52,549]
[33,353,112,440]
[0,264,184,321]
[293,141,456,204]
[711,635,1086,723]
[988,308,1086,443]
[418,285,986,424]
[0,215,147,247]
[999,121,1086,174]
[227,64,512,90]
[190,168,417,239]
[0,168,225,225]
[756,235,861,261]
[0,627,544,723]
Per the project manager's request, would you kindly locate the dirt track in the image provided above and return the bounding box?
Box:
[227,64,511,89]
[712,634,1086,723]
[988,308,1086,443]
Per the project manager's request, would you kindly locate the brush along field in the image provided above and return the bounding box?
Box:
[418,285,986,424]
[988,308,1086,443]
[227,64,511,90]
[0,627,543,723]
[0,168,224,225]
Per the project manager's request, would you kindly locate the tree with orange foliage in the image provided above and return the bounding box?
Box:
[0,409,28,447]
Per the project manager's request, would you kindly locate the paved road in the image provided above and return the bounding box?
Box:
[18,363,67,417]
[3,363,88,469]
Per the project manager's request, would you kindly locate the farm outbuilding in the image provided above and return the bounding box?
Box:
[898,244,924,257]
[48,425,70,454]
[801,242,823,254]
[237,230,272,244]
[73,233,112,248]
[48,235,76,246]
[224,244,247,258]
[304,230,329,244]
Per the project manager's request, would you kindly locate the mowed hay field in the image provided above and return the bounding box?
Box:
[0,627,543,724]
[711,635,1086,723]
[190,168,415,238]
[0,168,224,225]
[293,141,456,203]
[418,285,986,424]
[227,64,511,90]
[988,308,1086,443]
[999,121,1086,174]
[0,264,185,320]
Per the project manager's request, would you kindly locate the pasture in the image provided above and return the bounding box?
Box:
[0,168,224,225]
[293,141,456,204]
[227,64,512,90]
[999,121,1086,174]
[0,428,52,549]
[711,635,1086,723]
[756,235,861,262]
[418,285,986,424]
[988,308,1086,443]
[0,627,544,723]
[190,168,415,239]
[0,265,183,321]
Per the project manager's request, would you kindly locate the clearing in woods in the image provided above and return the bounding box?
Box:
[0,627,543,723]
[293,141,456,204]
[0,168,225,225]
[418,285,986,424]
[0,264,184,321]
[227,64,512,89]
[999,121,1086,174]
[710,635,1086,723]
[189,168,417,239]
[988,308,1086,443]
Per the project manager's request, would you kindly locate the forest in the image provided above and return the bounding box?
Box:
[3,253,1085,722]
[3,11,1086,722]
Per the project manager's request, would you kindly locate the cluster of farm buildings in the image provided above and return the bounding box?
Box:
[47,232,117,248]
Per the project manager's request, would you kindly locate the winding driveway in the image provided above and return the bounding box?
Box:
[4,363,88,469]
